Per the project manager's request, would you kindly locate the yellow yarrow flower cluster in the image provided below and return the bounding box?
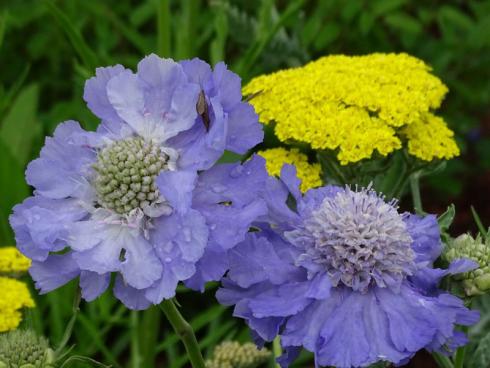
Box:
[0,247,34,332]
[244,53,459,165]
[0,246,31,273]
[0,277,34,332]
[258,147,322,192]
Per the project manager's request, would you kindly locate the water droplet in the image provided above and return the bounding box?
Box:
[211,184,227,193]
[210,224,217,230]
[183,228,192,242]
[230,165,244,178]
[165,257,172,263]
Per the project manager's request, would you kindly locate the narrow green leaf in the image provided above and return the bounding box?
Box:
[470,330,490,368]
[210,1,229,65]
[438,204,456,232]
[157,0,171,57]
[0,137,30,244]
[175,0,200,59]
[371,0,408,17]
[43,0,98,70]
[235,0,304,79]
[0,84,40,165]
[471,206,487,240]
[0,10,7,50]
[384,12,423,34]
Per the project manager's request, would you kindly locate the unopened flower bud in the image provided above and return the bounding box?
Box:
[444,233,490,296]
[0,330,55,368]
[206,341,271,368]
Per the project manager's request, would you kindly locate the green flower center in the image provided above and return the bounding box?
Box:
[0,330,54,368]
[93,137,169,215]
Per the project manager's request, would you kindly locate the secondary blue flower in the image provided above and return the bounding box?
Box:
[217,165,479,368]
[10,54,265,309]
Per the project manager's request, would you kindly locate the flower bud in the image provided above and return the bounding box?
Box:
[444,233,490,296]
[0,330,55,368]
[206,341,271,368]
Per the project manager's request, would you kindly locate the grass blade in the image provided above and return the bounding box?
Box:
[43,0,98,70]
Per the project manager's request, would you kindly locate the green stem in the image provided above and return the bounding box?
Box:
[454,345,466,368]
[433,352,454,368]
[157,0,171,57]
[317,152,348,185]
[55,288,81,356]
[159,299,206,368]
[131,311,141,368]
[409,174,424,215]
[272,336,282,368]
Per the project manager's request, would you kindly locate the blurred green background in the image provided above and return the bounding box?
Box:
[0,0,489,366]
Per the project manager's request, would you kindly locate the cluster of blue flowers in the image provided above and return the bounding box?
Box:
[10,55,479,367]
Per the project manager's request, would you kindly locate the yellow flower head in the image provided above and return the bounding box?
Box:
[244,53,459,165]
[0,276,35,332]
[0,247,31,273]
[258,147,322,192]
[0,247,34,332]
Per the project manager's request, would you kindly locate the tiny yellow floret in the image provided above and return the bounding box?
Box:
[0,247,31,273]
[0,276,35,332]
[244,53,458,164]
[402,114,460,161]
[258,147,322,192]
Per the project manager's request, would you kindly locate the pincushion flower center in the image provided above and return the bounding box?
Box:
[93,137,169,215]
[301,188,416,292]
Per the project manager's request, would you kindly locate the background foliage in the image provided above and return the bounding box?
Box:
[1,0,489,367]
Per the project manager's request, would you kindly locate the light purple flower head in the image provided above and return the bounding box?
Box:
[10,54,265,309]
[217,165,480,368]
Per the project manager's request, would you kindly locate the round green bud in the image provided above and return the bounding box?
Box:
[93,137,169,215]
[444,233,490,296]
[0,330,53,368]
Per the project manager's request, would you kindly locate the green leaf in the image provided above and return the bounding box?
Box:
[371,0,408,17]
[43,0,98,70]
[234,0,304,79]
[157,0,172,57]
[210,1,229,65]
[471,330,490,368]
[0,10,7,51]
[471,206,487,240]
[359,12,374,35]
[384,12,423,34]
[438,204,456,233]
[0,84,40,166]
[314,22,341,50]
[0,137,30,244]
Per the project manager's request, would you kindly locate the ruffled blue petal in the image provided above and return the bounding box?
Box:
[30,253,80,294]
[156,170,197,215]
[84,65,127,123]
[26,121,97,200]
[184,246,229,291]
[152,209,208,263]
[120,234,163,289]
[80,271,111,301]
[114,276,152,310]
[227,233,303,288]
[410,258,478,294]
[136,54,187,117]
[280,165,302,202]
[225,102,263,154]
[404,214,442,263]
[211,62,242,110]
[145,210,208,302]
[10,196,86,261]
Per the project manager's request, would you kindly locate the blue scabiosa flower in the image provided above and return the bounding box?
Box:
[10,54,265,309]
[217,166,479,368]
